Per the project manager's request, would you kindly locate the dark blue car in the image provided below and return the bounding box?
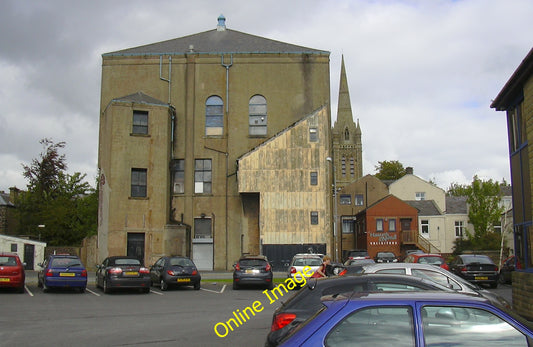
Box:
[279,291,533,346]
[38,254,87,293]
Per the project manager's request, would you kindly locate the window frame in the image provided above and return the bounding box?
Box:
[421,219,429,235]
[249,94,267,136]
[310,211,319,225]
[205,96,224,136]
[340,194,351,205]
[194,159,212,194]
[171,159,185,194]
[376,218,384,232]
[310,171,318,186]
[132,110,148,135]
[131,168,147,198]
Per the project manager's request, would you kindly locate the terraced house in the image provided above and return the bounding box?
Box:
[96,16,363,270]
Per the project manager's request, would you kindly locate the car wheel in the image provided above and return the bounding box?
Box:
[160,279,168,291]
[489,281,498,289]
[267,281,274,290]
[103,279,110,294]
[232,281,239,290]
[79,287,86,293]
[18,285,25,294]
[498,274,506,284]
[42,282,49,293]
[37,279,42,288]
[194,282,200,290]
[142,287,150,294]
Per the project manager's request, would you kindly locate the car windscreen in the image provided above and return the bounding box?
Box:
[417,257,444,265]
[169,258,194,267]
[113,258,141,266]
[293,258,322,266]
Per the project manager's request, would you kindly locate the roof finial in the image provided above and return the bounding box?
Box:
[217,14,226,31]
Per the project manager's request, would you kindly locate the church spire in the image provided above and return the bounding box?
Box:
[336,55,353,124]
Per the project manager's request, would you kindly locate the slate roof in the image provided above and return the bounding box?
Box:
[103,26,328,57]
[445,196,467,214]
[405,200,442,216]
[112,92,168,106]
[0,192,14,207]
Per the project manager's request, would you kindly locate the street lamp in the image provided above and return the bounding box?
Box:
[38,224,45,241]
[326,157,338,261]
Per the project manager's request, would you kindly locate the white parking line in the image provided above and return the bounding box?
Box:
[86,288,100,296]
[150,289,164,295]
[25,285,34,297]
[200,284,226,294]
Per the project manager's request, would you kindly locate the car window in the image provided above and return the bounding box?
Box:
[0,256,17,266]
[326,306,415,346]
[239,259,266,267]
[114,258,141,266]
[418,256,444,265]
[375,269,406,275]
[422,306,528,346]
[411,269,461,290]
[462,255,494,265]
[51,258,82,267]
[373,283,428,292]
[170,258,194,266]
[293,258,322,266]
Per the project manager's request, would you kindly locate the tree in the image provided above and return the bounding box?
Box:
[15,138,97,246]
[448,176,506,252]
[374,160,407,180]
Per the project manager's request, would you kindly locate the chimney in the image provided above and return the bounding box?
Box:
[406,167,413,175]
[217,14,226,31]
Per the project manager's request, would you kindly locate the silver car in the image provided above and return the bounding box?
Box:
[287,254,323,284]
[361,262,510,308]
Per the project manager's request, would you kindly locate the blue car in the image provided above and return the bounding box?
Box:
[38,254,87,293]
[279,291,533,346]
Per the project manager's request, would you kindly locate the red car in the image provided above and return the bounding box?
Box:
[0,252,25,293]
[404,253,449,271]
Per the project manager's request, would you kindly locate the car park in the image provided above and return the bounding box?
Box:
[278,291,533,346]
[361,262,510,308]
[449,254,499,288]
[403,253,449,270]
[265,273,453,347]
[374,251,398,263]
[0,252,25,293]
[499,255,518,284]
[149,256,201,290]
[232,255,273,290]
[287,254,323,286]
[37,254,87,293]
[96,256,151,293]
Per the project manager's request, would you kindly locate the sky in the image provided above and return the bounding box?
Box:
[1,0,532,193]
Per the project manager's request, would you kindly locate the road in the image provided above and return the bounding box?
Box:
[0,276,515,347]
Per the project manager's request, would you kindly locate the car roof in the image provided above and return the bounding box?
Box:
[292,254,323,258]
[411,253,444,258]
[106,255,139,260]
[0,252,20,257]
[363,262,442,270]
[323,290,489,305]
[49,254,80,258]
[311,273,451,289]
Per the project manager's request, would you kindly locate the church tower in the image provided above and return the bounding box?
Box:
[332,56,363,188]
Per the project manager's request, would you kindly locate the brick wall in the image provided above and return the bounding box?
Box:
[512,271,533,320]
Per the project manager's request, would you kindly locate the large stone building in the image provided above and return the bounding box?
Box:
[97,16,339,270]
[491,46,533,320]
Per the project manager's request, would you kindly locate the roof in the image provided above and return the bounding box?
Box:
[112,92,168,106]
[405,200,442,216]
[104,24,328,57]
[491,47,533,110]
[0,192,14,207]
[445,196,467,214]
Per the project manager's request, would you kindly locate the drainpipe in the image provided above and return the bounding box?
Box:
[221,54,233,113]
[160,55,172,104]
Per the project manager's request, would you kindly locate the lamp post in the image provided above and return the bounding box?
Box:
[38,224,45,241]
[326,157,338,261]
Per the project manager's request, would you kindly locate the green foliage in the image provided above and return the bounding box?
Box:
[374,160,407,180]
[15,139,97,246]
[449,176,507,252]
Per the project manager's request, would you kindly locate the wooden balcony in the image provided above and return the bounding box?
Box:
[401,230,440,254]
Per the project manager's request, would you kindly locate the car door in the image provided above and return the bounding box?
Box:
[150,258,165,282]
[97,258,108,286]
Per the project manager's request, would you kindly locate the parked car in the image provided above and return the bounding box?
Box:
[0,252,25,293]
[149,256,201,290]
[361,262,510,308]
[374,251,398,263]
[342,249,370,262]
[449,254,499,288]
[278,292,533,346]
[96,256,151,293]
[37,254,87,293]
[499,255,518,284]
[403,253,449,270]
[287,254,323,286]
[265,273,454,347]
[343,258,375,266]
[232,255,273,290]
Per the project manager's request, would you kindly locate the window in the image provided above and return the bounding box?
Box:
[195,159,212,194]
[422,306,528,346]
[326,306,415,347]
[389,219,396,232]
[355,194,364,206]
[11,244,17,252]
[508,105,526,152]
[341,157,346,176]
[344,128,350,141]
[493,221,502,233]
[131,168,147,197]
[421,220,429,235]
[309,127,318,142]
[411,269,461,290]
[340,194,351,205]
[310,171,318,186]
[350,158,355,176]
[205,96,224,136]
[132,110,148,135]
[194,217,212,239]
[310,211,318,225]
[171,159,185,194]
[342,217,355,234]
[416,192,425,201]
[376,219,384,232]
[455,221,464,238]
[249,95,267,136]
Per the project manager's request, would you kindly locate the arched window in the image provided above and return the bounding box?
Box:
[205,96,223,136]
[344,128,350,141]
[249,95,267,136]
